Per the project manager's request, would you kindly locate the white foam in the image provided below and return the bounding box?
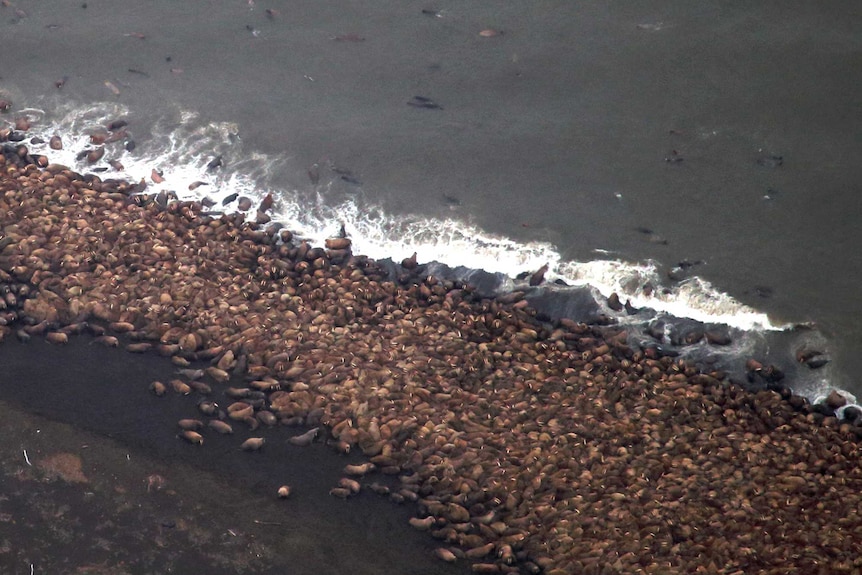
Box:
[21,102,280,207]
[557,259,786,331]
[280,196,562,277]
[22,101,786,333]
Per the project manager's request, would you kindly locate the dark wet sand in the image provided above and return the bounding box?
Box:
[0,337,468,575]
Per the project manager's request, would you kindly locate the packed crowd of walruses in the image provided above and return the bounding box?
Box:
[2,124,862,575]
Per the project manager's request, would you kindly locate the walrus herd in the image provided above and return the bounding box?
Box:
[2,124,862,574]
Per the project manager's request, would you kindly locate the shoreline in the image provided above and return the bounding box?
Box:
[2,135,862,573]
[2,110,842,400]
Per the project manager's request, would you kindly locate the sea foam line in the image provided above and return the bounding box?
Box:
[20,101,783,333]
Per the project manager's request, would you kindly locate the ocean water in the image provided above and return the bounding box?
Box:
[2,0,860,401]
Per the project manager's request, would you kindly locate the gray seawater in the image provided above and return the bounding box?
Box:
[2,0,861,397]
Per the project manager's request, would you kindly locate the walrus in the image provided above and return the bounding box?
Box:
[287,427,319,446]
[259,193,274,212]
[180,430,204,445]
[329,487,352,499]
[343,462,375,476]
[529,264,549,286]
[177,419,204,431]
[240,437,265,451]
[208,420,233,434]
[206,154,223,172]
[401,252,418,270]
